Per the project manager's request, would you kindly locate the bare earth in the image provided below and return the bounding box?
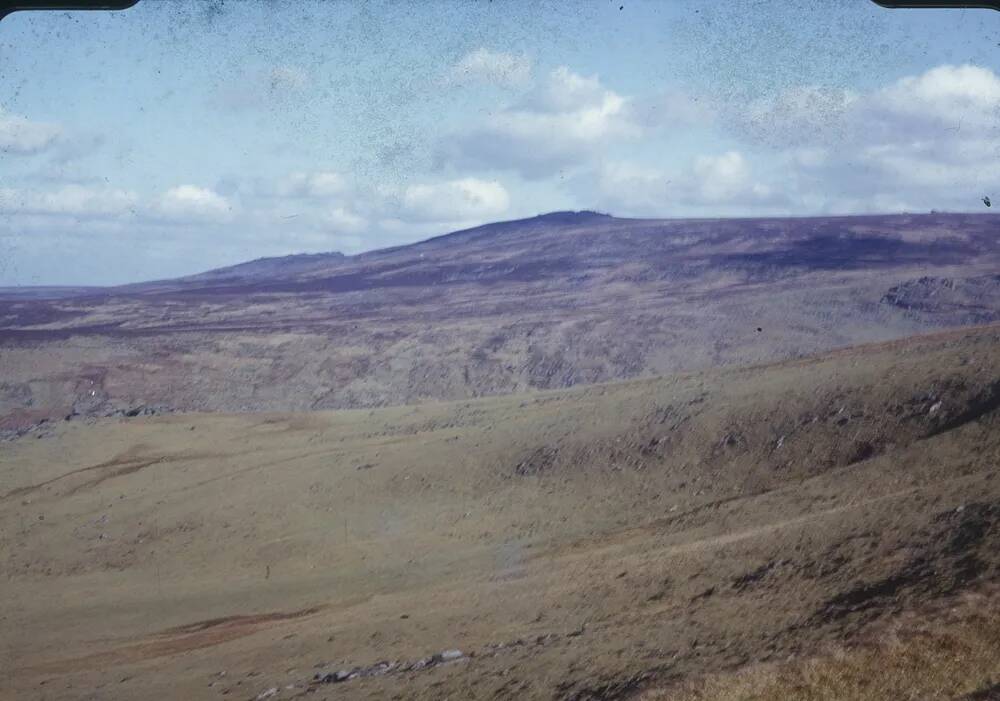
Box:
[4,324,999,700]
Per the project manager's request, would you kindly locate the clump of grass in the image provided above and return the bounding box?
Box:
[650,595,1000,701]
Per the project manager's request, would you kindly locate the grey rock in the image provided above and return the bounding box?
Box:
[312,668,353,684]
[408,656,434,672]
[364,661,398,676]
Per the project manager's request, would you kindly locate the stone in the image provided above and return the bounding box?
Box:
[408,656,434,671]
[312,668,354,684]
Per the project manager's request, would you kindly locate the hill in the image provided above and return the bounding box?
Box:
[1,211,999,432]
[3,324,1000,700]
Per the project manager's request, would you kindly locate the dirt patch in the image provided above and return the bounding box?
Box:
[28,607,325,675]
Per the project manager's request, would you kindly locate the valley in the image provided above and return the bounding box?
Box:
[3,324,999,700]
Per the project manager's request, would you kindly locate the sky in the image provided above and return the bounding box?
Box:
[0,0,998,285]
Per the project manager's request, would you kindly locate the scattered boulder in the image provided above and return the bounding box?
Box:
[407,656,434,672]
[313,669,354,684]
[311,648,467,687]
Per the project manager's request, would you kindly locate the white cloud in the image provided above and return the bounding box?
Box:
[0,185,137,218]
[518,66,608,113]
[590,152,783,217]
[592,161,669,213]
[0,111,62,155]
[0,169,514,284]
[715,63,1000,214]
[277,171,348,199]
[692,151,772,203]
[324,206,367,234]
[872,64,1000,128]
[438,67,640,179]
[153,185,233,222]
[449,48,532,88]
[402,177,510,222]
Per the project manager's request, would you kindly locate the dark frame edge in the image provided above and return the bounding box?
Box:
[0,1,139,22]
[871,0,1000,9]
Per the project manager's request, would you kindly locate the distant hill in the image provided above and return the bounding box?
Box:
[1,211,999,426]
[183,251,347,282]
[109,251,349,295]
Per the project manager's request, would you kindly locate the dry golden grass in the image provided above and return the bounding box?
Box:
[656,592,1000,701]
[4,326,1000,700]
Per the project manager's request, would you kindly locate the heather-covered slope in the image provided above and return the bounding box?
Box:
[1,212,998,431]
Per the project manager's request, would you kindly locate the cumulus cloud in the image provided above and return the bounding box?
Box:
[146,172,509,249]
[402,177,510,222]
[0,111,62,156]
[673,63,1000,214]
[324,206,367,234]
[778,64,1000,212]
[277,171,348,199]
[449,48,532,88]
[871,63,1000,129]
[435,61,999,216]
[692,151,774,203]
[723,64,1000,152]
[438,66,640,179]
[591,152,783,217]
[152,185,234,222]
[0,184,137,218]
[591,161,670,213]
[1,170,508,284]
[0,183,241,226]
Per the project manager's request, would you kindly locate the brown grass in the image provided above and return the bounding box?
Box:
[655,592,1000,701]
[5,326,1000,700]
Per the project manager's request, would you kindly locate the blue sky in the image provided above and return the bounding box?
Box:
[0,0,998,285]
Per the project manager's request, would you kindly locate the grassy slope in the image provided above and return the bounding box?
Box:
[2,324,999,700]
[657,588,1000,701]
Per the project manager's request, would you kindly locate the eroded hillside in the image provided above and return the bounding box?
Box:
[2,212,999,433]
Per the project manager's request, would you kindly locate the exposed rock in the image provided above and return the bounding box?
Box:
[312,669,353,684]
[108,404,172,419]
[310,647,469,688]
[881,274,1000,322]
[407,656,434,672]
